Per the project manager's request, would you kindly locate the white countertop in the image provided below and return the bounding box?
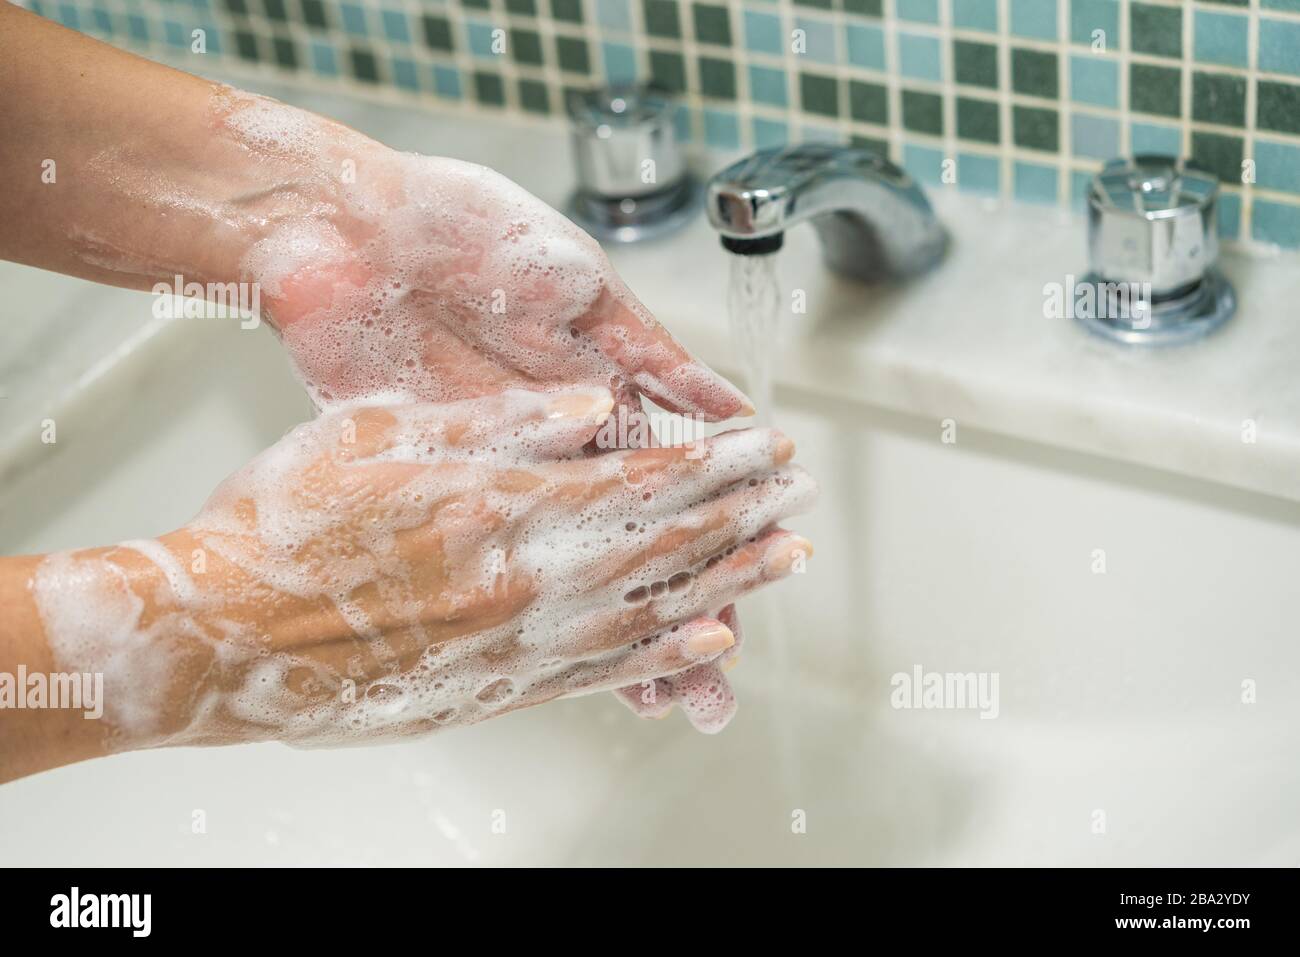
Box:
[2,70,1298,503]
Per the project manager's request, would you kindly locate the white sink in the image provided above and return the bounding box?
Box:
[2,78,1298,867]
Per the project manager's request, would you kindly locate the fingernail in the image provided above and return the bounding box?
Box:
[546,390,614,422]
[722,655,741,672]
[767,536,813,576]
[773,433,796,463]
[686,622,735,658]
[736,398,757,418]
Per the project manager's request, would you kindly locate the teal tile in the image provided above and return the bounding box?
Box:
[952,0,997,33]
[749,65,788,106]
[898,33,942,82]
[897,0,938,23]
[743,10,782,54]
[1070,0,1118,48]
[1070,54,1117,108]
[1071,112,1119,160]
[703,109,740,149]
[391,57,419,90]
[467,21,496,59]
[381,9,411,43]
[597,0,632,31]
[602,41,637,81]
[902,143,946,185]
[1252,199,1300,248]
[340,3,369,36]
[1263,0,1300,10]
[752,117,789,148]
[1010,0,1056,40]
[310,40,338,75]
[846,23,885,69]
[1260,19,1300,76]
[1130,2,1181,59]
[795,16,838,63]
[1193,11,1248,68]
[1014,160,1059,204]
[1071,170,1094,209]
[958,153,1000,194]
[433,64,462,98]
[1130,121,1181,156]
[1217,192,1241,240]
[1254,140,1300,194]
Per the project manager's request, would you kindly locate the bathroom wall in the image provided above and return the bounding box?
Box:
[18,0,1300,248]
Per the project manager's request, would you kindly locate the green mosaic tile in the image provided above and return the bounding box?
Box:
[1129,63,1182,117]
[518,78,549,113]
[1011,48,1058,98]
[954,40,998,89]
[300,0,329,30]
[693,4,732,45]
[649,49,686,91]
[644,0,681,38]
[842,0,883,16]
[511,28,544,65]
[957,95,1000,143]
[1190,131,1244,183]
[556,35,590,74]
[506,0,539,16]
[272,35,298,68]
[698,56,736,99]
[1131,2,1182,58]
[800,72,840,117]
[474,71,506,106]
[1013,105,1058,151]
[794,0,834,9]
[462,0,491,10]
[263,0,288,22]
[350,47,380,83]
[849,79,888,124]
[551,0,583,23]
[902,89,943,135]
[422,15,453,52]
[1258,80,1300,135]
[235,30,258,61]
[851,134,891,156]
[1192,72,1247,127]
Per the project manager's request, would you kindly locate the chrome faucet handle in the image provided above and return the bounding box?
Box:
[1078,155,1235,345]
[566,84,700,243]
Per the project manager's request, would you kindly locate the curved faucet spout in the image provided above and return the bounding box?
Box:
[705,143,948,282]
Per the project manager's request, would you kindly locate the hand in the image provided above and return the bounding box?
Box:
[30,389,814,749]
[211,89,751,421]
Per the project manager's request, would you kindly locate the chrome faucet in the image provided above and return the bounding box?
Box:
[705,143,948,282]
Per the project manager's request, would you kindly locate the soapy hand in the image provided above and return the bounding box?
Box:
[32,389,815,748]
[212,90,751,421]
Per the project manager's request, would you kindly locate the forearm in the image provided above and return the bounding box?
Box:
[0,553,112,781]
[0,2,374,293]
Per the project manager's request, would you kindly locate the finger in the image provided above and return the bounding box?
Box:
[611,603,742,719]
[572,283,754,422]
[661,661,737,734]
[363,387,615,463]
[623,427,796,515]
[601,463,817,594]
[622,528,813,636]
[552,616,735,699]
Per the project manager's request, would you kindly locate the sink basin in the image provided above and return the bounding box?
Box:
[2,78,1298,867]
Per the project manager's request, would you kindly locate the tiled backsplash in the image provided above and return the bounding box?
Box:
[19,0,1300,248]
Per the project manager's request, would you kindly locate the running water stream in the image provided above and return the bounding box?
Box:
[726,250,802,796]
